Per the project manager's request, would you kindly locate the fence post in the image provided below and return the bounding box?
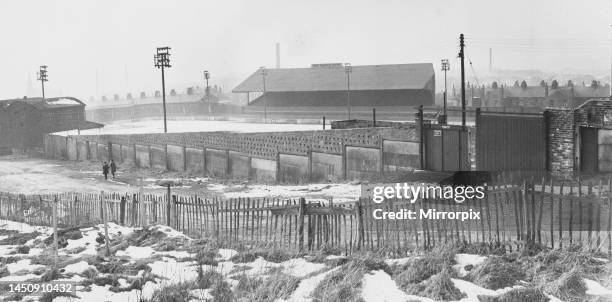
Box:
[298,197,306,252]
[52,195,59,269]
[101,191,110,256]
[323,116,326,130]
[379,139,384,177]
[99,192,104,221]
[215,198,220,242]
[139,187,147,226]
[166,185,172,226]
[355,199,364,250]
[72,195,78,226]
[521,181,529,247]
[120,196,126,225]
[418,105,424,169]
[131,193,138,226]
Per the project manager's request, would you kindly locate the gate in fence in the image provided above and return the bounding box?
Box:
[422,123,470,171]
[476,109,547,172]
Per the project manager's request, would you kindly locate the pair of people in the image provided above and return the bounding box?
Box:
[102,160,117,180]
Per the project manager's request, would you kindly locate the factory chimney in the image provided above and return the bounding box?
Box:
[489,48,492,73]
[276,43,280,68]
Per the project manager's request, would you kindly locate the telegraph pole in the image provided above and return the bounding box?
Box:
[345,63,352,120]
[441,59,450,124]
[204,70,211,120]
[154,47,171,133]
[260,67,268,123]
[37,65,48,99]
[458,34,466,126]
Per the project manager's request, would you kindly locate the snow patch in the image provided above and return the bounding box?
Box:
[362,270,426,302]
[207,183,360,202]
[217,248,238,261]
[116,246,155,259]
[584,278,612,296]
[0,219,51,234]
[7,259,45,274]
[150,225,192,240]
[63,261,93,275]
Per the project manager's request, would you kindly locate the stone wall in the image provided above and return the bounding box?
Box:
[545,108,575,176]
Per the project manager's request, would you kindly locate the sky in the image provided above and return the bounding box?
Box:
[0,0,610,100]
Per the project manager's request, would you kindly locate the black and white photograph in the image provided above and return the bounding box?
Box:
[0,0,611,301]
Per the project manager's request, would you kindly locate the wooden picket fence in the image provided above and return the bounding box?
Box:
[0,178,610,256]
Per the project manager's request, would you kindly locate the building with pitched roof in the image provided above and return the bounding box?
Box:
[0,97,102,153]
[232,63,435,107]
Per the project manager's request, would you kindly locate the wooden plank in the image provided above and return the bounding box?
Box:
[549,178,554,249]
[569,184,574,246]
[558,182,564,249]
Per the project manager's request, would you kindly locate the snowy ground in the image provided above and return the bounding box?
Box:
[55,119,323,136]
[0,219,610,302]
[0,158,133,194]
[0,157,362,202]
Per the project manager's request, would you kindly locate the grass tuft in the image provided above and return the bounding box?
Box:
[477,287,550,302]
[39,291,77,302]
[230,248,294,264]
[312,253,387,302]
[407,268,465,301]
[0,231,40,245]
[147,282,194,302]
[542,267,586,302]
[40,268,62,282]
[15,245,30,254]
[469,256,525,290]
[252,272,300,302]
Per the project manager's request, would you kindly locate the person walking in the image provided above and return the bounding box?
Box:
[102,162,109,180]
[110,160,117,179]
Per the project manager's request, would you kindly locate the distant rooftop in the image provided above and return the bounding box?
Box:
[233,63,435,93]
[0,97,85,110]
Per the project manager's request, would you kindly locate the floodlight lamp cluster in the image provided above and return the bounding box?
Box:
[37,65,48,82]
[344,63,352,74]
[259,66,268,76]
[441,59,450,71]
[154,47,172,68]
